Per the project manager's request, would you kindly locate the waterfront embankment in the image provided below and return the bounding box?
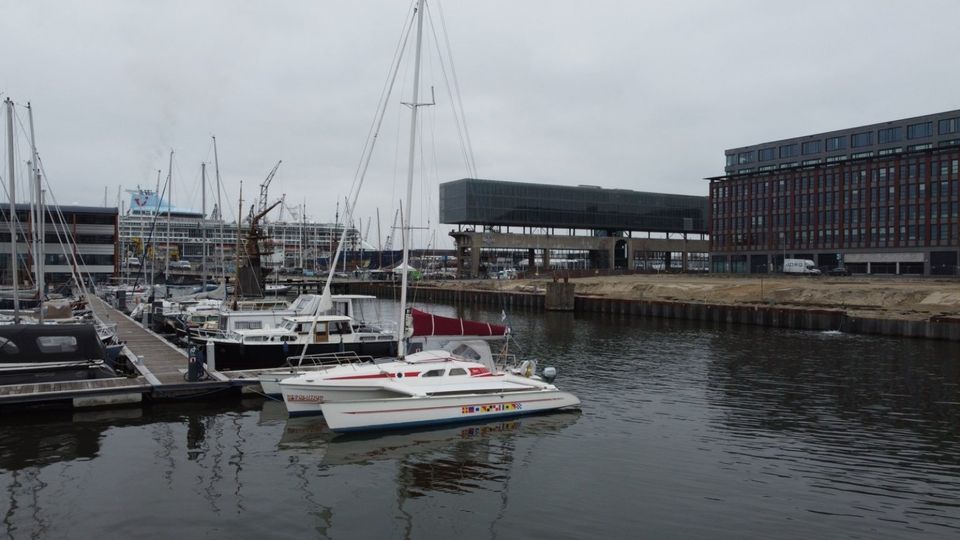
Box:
[350,274,960,340]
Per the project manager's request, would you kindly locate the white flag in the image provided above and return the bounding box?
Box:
[501,310,507,322]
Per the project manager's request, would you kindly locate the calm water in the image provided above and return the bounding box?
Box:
[2,301,959,539]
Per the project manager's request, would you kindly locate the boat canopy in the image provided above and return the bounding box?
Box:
[0,324,105,363]
[410,308,508,337]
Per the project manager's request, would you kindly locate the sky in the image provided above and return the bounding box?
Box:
[2,0,959,249]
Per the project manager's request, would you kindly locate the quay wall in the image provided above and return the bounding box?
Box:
[346,282,960,341]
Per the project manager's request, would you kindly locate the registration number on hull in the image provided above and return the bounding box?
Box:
[287,394,324,403]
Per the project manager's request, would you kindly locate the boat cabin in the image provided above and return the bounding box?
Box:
[234,315,355,344]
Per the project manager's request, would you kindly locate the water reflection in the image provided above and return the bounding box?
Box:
[277,409,581,497]
[703,328,960,533]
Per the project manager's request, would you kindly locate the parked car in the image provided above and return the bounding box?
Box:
[828,266,851,276]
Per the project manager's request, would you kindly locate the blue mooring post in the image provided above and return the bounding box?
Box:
[187,346,203,382]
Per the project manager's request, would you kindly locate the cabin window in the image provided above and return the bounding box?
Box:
[281,336,296,342]
[235,321,262,330]
[448,368,467,376]
[36,335,78,353]
[422,369,445,378]
[0,337,20,354]
[450,344,481,361]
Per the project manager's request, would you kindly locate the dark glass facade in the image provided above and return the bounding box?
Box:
[440,178,707,233]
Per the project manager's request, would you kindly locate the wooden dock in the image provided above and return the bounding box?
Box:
[0,295,249,411]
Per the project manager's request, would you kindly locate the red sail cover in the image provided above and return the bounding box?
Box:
[410,308,508,337]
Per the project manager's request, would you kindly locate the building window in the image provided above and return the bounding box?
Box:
[802,159,821,166]
[738,151,754,164]
[907,122,932,139]
[758,148,775,162]
[907,143,933,152]
[939,139,960,148]
[939,117,960,135]
[779,144,798,158]
[878,147,903,156]
[726,154,736,167]
[737,168,754,174]
[825,155,847,163]
[851,151,874,159]
[826,136,847,152]
[758,165,776,172]
[878,127,903,144]
[778,162,798,169]
[851,131,872,148]
[801,140,821,155]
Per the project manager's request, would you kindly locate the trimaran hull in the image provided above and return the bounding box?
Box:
[317,390,581,432]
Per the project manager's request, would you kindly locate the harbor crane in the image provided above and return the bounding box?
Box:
[383,209,400,251]
[278,193,301,222]
[256,160,282,215]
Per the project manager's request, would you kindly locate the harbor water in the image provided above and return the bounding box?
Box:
[1,300,959,539]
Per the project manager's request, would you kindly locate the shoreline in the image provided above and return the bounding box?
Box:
[348,274,960,341]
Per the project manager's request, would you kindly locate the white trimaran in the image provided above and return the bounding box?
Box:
[279,0,580,432]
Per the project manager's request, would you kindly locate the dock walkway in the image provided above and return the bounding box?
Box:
[0,296,242,410]
[87,296,235,397]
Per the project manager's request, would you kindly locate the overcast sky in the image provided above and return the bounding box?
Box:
[2,0,959,249]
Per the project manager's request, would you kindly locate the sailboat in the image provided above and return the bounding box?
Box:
[279,0,579,432]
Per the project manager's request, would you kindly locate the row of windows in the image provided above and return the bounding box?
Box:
[43,253,115,266]
[717,159,960,201]
[734,143,960,173]
[713,224,960,250]
[727,117,960,166]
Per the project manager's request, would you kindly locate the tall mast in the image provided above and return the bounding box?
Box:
[213,136,225,285]
[5,99,20,322]
[201,162,207,287]
[376,207,383,270]
[164,149,173,282]
[235,182,243,300]
[150,168,161,288]
[397,0,427,358]
[300,199,305,269]
[27,103,44,319]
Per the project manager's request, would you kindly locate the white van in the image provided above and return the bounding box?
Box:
[783,258,820,275]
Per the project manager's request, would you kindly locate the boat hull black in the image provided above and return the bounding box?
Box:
[209,340,398,371]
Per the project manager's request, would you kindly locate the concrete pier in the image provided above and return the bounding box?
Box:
[348,282,960,341]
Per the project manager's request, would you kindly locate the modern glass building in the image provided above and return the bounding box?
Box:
[1,204,118,285]
[709,109,960,274]
[440,178,707,234]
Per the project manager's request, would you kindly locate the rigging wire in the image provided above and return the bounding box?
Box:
[428,0,478,178]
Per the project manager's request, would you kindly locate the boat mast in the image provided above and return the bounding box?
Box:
[150,168,161,289]
[27,103,44,316]
[201,162,207,287]
[397,0,427,358]
[5,99,20,322]
[213,136,225,286]
[300,199,305,270]
[164,149,173,284]
[235,182,243,301]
